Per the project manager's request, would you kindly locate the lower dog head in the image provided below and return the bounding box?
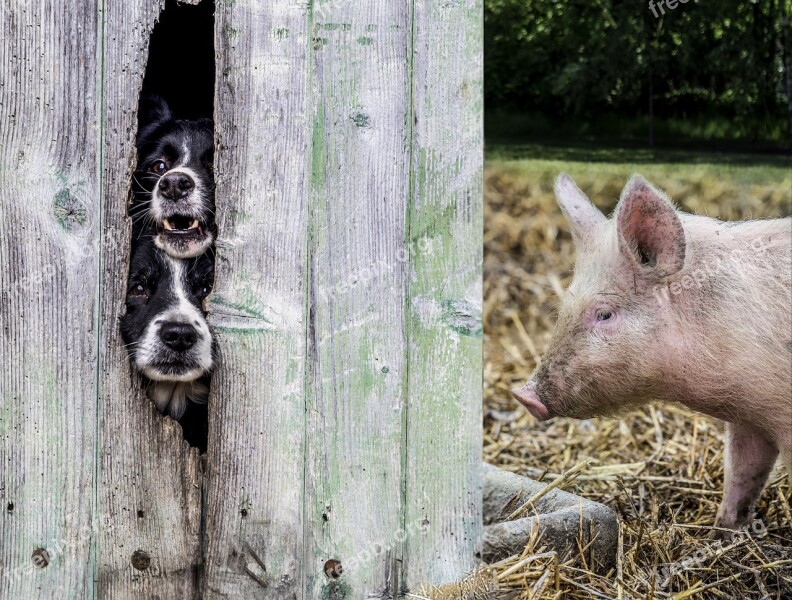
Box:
[120,236,215,418]
[131,96,216,259]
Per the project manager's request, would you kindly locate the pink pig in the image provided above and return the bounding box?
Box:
[513,174,792,536]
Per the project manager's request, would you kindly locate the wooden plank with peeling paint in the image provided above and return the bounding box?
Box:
[203,0,483,597]
[202,1,310,597]
[403,0,484,588]
[302,3,412,597]
[95,1,204,598]
[0,1,101,597]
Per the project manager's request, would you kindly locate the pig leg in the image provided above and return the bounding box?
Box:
[713,423,778,538]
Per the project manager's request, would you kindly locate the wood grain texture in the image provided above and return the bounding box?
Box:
[203,1,310,597]
[206,0,483,596]
[303,2,411,597]
[0,1,101,597]
[96,1,203,597]
[403,0,484,588]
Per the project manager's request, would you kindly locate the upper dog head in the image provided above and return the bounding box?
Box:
[120,235,215,419]
[131,95,216,259]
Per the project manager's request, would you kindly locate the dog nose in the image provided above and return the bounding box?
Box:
[159,322,198,352]
[159,172,195,200]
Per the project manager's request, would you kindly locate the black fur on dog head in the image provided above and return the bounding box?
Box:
[120,235,216,434]
[131,95,216,259]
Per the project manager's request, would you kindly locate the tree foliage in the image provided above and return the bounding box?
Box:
[485,0,791,127]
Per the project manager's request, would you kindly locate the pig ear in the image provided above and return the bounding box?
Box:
[554,174,606,243]
[616,175,686,277]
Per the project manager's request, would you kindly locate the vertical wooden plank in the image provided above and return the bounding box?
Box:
[0,1,101,597]
[403,0,484,587]
[303,2,411,598]
[205,0,482,597]
[202,0,309,596]
[96,1,204,597]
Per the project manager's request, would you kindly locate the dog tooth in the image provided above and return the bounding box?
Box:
[163,219,172,230]
[190,219,200,229]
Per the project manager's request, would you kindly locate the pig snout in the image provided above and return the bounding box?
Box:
[512,381,550,421]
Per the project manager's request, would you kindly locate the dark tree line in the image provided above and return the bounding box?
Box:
[486,0,792,145]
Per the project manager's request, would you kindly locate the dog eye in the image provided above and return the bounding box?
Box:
[129,284,150,300]
[150,160,167,174]
[198,285,212,298]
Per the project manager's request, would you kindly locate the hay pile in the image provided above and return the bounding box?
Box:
[481,163,792,599]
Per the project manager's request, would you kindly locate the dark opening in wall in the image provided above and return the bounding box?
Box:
[121,0,216,453]
[142,0,215,120]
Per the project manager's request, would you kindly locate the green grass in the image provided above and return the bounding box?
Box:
[486,139,792,170]
[486,139,792,195]
[486,148,792,185]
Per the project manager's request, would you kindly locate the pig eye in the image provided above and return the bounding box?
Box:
[596,309,613,322]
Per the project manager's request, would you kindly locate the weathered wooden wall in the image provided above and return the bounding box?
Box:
[0,0,482,598]
[0,1,101,597]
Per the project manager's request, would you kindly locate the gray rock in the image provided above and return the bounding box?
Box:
[482,463,618,573]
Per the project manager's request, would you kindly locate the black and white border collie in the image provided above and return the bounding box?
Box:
[120,235,215,432]
[131,95,216,259]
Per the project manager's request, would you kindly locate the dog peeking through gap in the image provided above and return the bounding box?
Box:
[122,95,216,451]
[132,95,216,259]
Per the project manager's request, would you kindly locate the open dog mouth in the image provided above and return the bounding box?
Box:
[160,215,205,237]
[155,213,214,258]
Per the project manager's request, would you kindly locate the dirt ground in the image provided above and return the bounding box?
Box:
[475,159,792,599]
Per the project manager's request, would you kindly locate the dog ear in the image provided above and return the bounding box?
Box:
[139,94,172,126]
[137,95,172,144]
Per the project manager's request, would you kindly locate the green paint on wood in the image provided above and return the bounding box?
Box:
[349,111,370,128]
[320,23,352,32]
[228,208,251,225]
[209,293,284,337]
[274,27,289,40]
[320,580,351,600]
[311,104,327,198]
[358,341,377,395]
[356,36,374,46]
[441,299,482,337]
[211,296,274,324]
[53,188,87,232]
[285,355,301,388]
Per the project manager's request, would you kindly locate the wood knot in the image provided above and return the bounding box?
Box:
[131,549,151,571]
[324,559,343,579]
[32,548,49,568]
